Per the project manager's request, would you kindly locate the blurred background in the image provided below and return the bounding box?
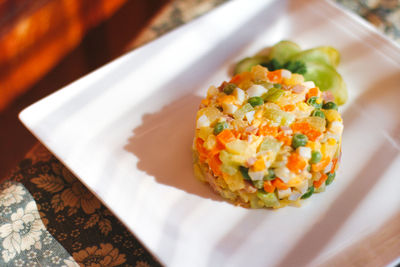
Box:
[0,0,173,179]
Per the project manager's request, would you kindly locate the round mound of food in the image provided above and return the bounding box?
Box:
[193,65,343,208]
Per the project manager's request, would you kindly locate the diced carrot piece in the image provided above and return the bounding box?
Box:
[208,141,224,158]
[258,124,278,136]
[307,129,322,142]
[276,132,292,146]
[230,72,252,85]
[312,157,331,172]
[209,153,222,176]
[230,74,242,84]
[272,178,289,190]
[216,129,236,146]
[330,157,338,174]
[195,138,208,162]
[283,104,296,112]
[306,87,320,99]
[263,181,276,193]
[201,99,210,106]
[287,153,307,173]
[267,70,282,83]
[291,122,322,141]
[231,129,241,138]
[313,173,328,188]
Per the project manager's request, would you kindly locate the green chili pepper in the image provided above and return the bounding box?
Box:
[264,169,276,181]
[248,96,264,107]
[307,96,323,108]
[325,172,336,185]
[301,186,315,199]
[311,109,325,119]
[214,121,229,135]
[239,166,251,180]
[322,101,338,111]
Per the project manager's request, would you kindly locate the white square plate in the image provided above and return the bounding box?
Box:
[20,0,400,266]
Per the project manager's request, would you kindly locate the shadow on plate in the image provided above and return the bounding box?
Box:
[124,93,223,202]
[320,210,400,266]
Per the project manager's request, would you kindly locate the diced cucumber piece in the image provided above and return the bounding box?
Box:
[219,149,247,165]
[264,107,295,126]
[234,103,254,120]
[234,56,268,74]
[239,166,251,180]
[267,40,302,65]
[259,136,281,153]
[300,116,326,132]
[315,183,326,193]
[220,163,238,175]
[257,190,279,208]
[262,87,284,102]
[250,195,265,208]
[253,180,264,189]
[289,46,340,67]
[303,62,348,105]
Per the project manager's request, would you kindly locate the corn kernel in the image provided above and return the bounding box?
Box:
[297,102,310,111]
[201,99,210,106]
[328,138,337,146]
[252,119,261,128]
[255,109,263,119]
[284,73,305,85]
[218,95,236,105]
[204,134,217,150]
[324,109,342,122]
[253,157,266,171]
[306,141,321,151]
[287,176,303,187]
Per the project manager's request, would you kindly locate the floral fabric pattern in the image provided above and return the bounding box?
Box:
[1,0,399,266]
[1,144,162,267]
[0,181,74,266]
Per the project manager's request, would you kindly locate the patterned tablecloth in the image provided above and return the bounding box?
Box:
[1,0,399,266]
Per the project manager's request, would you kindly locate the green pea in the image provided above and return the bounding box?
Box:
[325,172,336,185]
[239,166,251,180]
[273,83,282,89]
[307,96,323,108]
[322,101,338,111]
[301,186,314,199]
[214,121,229,135]
[292,133,308,149]
[223,83,237,95]
[263,169,276,181]
[311,109,325,119]
[248,96,264,107]
[310,151,322,164]
[253,180,264,189]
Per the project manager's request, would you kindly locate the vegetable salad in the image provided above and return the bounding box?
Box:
[193,65,343,208]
